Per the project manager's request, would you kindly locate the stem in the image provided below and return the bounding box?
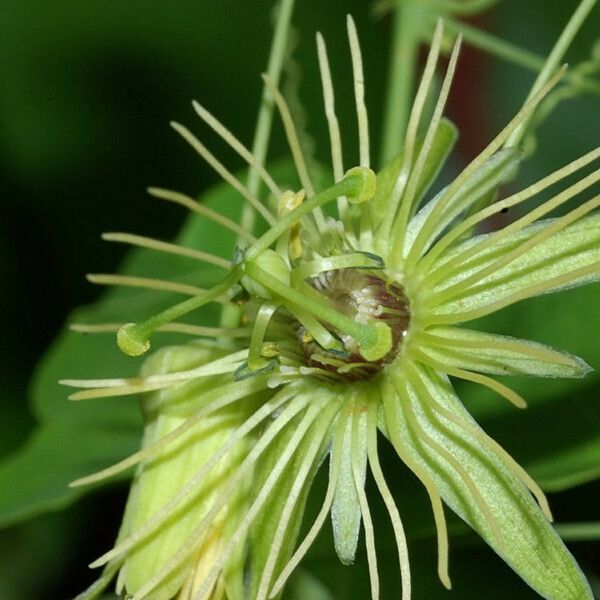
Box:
[556,522,600,542]
[442,15,600,94]
[244,0,296,228]
[432,0,500,15]
[380,3,419,166]
[506,0,598,148]
[444,17,541,71]
[220,0,296,330]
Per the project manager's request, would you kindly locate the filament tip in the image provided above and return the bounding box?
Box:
[345,166,376,204]
[117,323,150,356]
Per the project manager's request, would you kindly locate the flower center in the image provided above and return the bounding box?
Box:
[299,269,410,381]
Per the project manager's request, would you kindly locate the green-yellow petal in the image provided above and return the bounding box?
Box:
[415,326,591,378]
[385,364,593,600]
[427,212,600,323]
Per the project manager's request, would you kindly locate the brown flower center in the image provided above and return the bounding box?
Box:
[299,268,410,381]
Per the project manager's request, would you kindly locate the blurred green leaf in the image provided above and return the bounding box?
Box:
[0,180,243,527]
[287,569,334,600]
[303,535,543,599]
[0,404,139,529]
[0,162,298,529]
[30,179,245,421]
[556,521,600,542]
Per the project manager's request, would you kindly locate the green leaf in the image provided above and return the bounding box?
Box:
[480,379,600,492]
[286,569,334,600]
[31,159,299,422]
[0,167,283,529]
[30,181,246,422]
[0,160,303,529]
[531,440,600,492]
[556,521,600,542]
[0,403,140,528]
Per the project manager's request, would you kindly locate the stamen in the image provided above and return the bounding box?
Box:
[347,15,370,169]
[248,304,279,371]
[367,402,411,600]
[115,266,243,356]
[101,232,231,270]
[316,32,347,220]
[147,187,256,243]
[86,274,205,297]
[299,268,410,380]
[337,360,374,374]
[191,100,282,198]
[290,307,340,350]
[70,322,250,338]
[351,404,379,600]
[171,121,276,226]
[245,166,376,261]
[245,262,392,361]
[406,66,567,267]
[276,190,305,261]
[268,407,348,598]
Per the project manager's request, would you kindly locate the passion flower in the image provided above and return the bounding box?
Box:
[65,7,599,600]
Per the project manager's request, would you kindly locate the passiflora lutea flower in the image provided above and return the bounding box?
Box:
[64,11,600,600]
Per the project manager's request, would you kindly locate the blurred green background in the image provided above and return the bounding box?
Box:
[1,1,599,598]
